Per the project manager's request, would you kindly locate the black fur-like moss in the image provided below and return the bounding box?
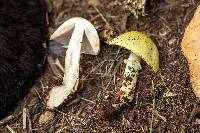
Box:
[0,0,48,119]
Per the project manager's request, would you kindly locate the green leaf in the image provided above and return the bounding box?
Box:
[109,31,159,72]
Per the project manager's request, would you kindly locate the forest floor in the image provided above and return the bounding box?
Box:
[1,0,200,132]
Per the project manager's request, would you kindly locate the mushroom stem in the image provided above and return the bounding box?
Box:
[114,52,141,107]
[47,24,85,109]
[95,53,142,118]
[63,24,84,87]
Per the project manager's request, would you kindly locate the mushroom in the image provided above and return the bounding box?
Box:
[96,31,159,118]
[109,31,159,105]
[47,17,100,109]
[181,5,200,99]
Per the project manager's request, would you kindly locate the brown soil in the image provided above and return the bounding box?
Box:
[1,0,200,132]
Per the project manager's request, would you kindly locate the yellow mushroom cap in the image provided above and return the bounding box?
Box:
[109,31,159,72]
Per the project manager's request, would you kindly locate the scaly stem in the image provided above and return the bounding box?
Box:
[114,52,141,107]
[96,53,142,118]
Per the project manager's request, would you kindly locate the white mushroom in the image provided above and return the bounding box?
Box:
[47,17,100,109]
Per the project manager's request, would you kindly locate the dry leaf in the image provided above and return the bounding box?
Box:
[39,111,54,124]
[181,5,200,100]
[88,0,100,6]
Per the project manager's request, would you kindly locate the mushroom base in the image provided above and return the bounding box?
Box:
[95,53,141,119]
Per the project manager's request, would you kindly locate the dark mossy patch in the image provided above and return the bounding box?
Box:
[0,0,48,119]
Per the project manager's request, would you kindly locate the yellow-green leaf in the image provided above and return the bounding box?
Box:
[109,31,159,72]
